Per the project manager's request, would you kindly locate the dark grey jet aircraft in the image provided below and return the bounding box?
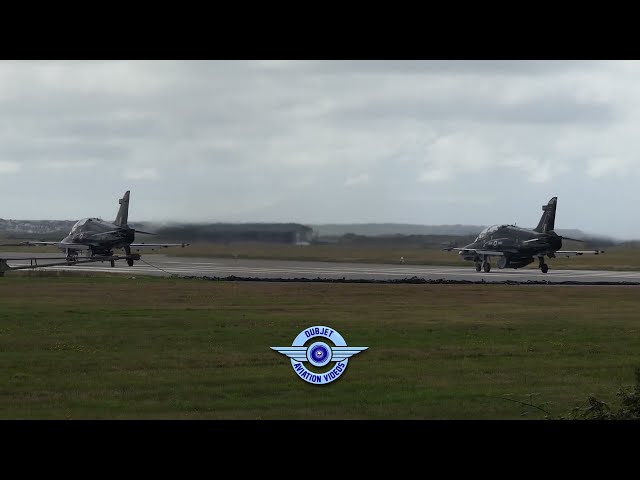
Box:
[20,190,188,267]
[444,197,604,273]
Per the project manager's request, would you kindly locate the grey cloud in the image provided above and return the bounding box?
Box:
[0,141,129,163]
[330,94,615,126]
[1,60,639,238]
[43,116,161,140]
[247,60,594,76]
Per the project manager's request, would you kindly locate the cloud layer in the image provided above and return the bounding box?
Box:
[1,60,639,238]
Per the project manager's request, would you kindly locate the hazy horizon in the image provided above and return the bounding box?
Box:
[0,217,621,242]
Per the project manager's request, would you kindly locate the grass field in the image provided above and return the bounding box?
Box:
[2,275,639,419]
[168,242,638,271]
[2,241,639,271]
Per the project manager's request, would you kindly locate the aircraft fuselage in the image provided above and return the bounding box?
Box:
[60,217,135,255]
[460,224,563,268]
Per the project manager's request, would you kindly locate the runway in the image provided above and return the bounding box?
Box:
[2,252,640,283]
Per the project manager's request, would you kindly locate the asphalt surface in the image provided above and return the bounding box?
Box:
[2,252,640,283]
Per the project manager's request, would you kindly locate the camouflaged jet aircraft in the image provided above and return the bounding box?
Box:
[17,190,188,267]
[444,197,604,274]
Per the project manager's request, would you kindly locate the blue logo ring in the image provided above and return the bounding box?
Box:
[307,341,332,367]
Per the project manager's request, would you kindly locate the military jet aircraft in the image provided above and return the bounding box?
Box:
[444,197,604,273]
[14,190,188,267]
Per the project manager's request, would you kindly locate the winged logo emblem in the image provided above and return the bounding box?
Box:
[271,326,368,385]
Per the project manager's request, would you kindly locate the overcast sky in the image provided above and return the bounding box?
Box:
[1,60,640,238]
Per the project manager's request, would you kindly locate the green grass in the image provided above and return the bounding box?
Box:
[153,242,640,271]
[2,241,638,270]
[1,276,639,419]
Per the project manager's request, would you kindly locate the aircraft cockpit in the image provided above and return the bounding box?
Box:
[475,225,499,241]
[70,219,87,233]
[70,218,101,233]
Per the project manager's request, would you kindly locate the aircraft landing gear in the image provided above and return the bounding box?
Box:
[538,256,549,273]
[479,254,491,273]
[110,260,115,268]
[125,246,134,267]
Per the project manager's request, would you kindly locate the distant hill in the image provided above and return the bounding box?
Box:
[0,219,313,244]
[0,219,614,246]
[312,223,589,238]
[312,223,486,237]
[0,219,75,235]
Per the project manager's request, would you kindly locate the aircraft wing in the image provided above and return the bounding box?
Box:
[553,250,605,257]
[463,249,505,256]
[446,248,506,256]
[129,243,189,249]
[16,241,91,250]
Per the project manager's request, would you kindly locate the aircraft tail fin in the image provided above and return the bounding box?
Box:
[534,196,557,233]
[114,190,130,226]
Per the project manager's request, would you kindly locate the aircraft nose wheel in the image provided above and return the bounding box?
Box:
[537,256,549,273]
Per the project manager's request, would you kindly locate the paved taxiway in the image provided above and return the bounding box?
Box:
[2,252,640,283]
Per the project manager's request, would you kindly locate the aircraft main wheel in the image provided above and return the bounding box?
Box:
[541,263,549,274]
[483,262,491,273]
[127,258,134,267]
[475,263,482,272]
[110,260,115,268]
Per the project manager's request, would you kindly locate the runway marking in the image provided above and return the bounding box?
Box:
[158,264,638,277]
[10,264,640,282]
[6,257,640,282]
